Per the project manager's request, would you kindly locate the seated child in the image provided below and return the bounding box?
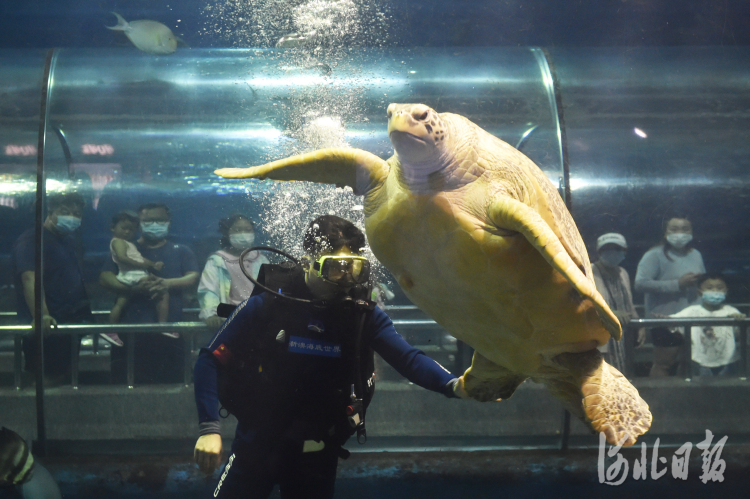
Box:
[669,274,746,376]
[101,212,169,347]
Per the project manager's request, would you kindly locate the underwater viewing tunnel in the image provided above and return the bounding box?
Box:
[2,45,750,497]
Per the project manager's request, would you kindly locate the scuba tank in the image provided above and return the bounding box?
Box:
[212,248,376,452]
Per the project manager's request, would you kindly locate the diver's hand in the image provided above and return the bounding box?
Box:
[194,434,223,474]
[449,377,472,400]
[32,315,57,337]
[205,315,224,330]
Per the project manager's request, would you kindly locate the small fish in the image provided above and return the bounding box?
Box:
[276,31,318,48]
[0,427,34,487]
[306,62,331,75]
[106,12,179,55]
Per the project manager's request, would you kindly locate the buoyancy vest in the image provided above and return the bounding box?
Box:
[213,263,375,446]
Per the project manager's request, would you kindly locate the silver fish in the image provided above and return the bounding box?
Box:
[106,12,179,55]
[276,31,318,48]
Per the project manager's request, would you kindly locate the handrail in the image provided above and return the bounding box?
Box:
[0,319,440,334]
[0,305,424,317]
[4,317,746,390]
[0,319,451,391]
[629,317,750,327]
[0,322,209,333]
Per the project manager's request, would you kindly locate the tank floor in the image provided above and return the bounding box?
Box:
[40,443,750,498]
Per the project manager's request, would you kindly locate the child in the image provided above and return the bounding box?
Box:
[669,274,746,376]
[102,212,169,347]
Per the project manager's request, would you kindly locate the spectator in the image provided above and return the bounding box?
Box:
[99,203,199,384]
[592,233,644,373]
[635,217,705,377]
[198,214,269,331]
[669,275,745,377]
[12,192,91,386]
[102,211,169,348]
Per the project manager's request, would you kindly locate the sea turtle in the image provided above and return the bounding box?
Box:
[216,103,652,446]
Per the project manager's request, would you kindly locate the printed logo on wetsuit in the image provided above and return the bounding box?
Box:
[288,336,341,357]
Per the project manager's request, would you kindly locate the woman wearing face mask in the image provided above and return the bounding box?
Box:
[198,215,270,330]
[635,217,706,377]
[592,233,644,374]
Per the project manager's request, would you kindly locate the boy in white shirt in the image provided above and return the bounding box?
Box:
[670,275,746,376]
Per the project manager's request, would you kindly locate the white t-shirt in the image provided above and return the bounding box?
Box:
[670,304,742,368]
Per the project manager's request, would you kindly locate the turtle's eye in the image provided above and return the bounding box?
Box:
[387,109,392,119]
[415,110,429,121]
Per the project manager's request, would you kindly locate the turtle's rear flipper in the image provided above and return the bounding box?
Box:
[536,349,652,447]
[462,351,527,401]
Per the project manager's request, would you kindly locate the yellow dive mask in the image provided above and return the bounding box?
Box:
[313,255,370,285]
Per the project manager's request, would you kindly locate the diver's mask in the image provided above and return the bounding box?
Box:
[313,255,371,286]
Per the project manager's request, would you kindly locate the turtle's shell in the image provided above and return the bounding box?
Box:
[364,112,611,375]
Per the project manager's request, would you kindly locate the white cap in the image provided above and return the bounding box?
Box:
[596,233,627,251]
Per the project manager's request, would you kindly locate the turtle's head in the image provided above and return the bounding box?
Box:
[387,103,448,173]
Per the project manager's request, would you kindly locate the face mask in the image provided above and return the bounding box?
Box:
[55,215,81,234]
[701,291,726,306]
[599,249,625,268]
[229,232,255,250]
[666,233,692,249]
[141,221,169,239]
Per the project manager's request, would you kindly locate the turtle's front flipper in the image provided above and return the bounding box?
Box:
[535,349,652,447]
[215,148,389,195]
[461,351,527,402]
[487,196,622,341]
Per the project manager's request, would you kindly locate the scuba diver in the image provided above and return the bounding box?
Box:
[193,215,467,499]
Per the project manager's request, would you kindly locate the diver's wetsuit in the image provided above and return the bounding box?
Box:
[194,275,458,499]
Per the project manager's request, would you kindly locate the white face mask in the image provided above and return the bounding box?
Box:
[229,232,255,250]
[599,249,625,268]
[55,215,81,234]
[701,291,726,306]
[666,233,692,249]
[141,221,169,239]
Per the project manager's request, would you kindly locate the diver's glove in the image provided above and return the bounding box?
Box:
[443,377,470,399]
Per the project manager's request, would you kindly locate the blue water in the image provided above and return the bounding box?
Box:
[1,0,749,50]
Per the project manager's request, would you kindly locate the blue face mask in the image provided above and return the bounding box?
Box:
[55,215,81,234]
[599,249,625,268]
[701,291,726,306]
[141,221,169,239]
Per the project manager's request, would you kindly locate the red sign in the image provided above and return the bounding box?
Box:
[4,144,37,156]
[81,144,114,155]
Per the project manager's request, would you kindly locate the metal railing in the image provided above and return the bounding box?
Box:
[0,323,209,389]
[0,313,449,391]
[3,315,747,391]
[624,317,749,379]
